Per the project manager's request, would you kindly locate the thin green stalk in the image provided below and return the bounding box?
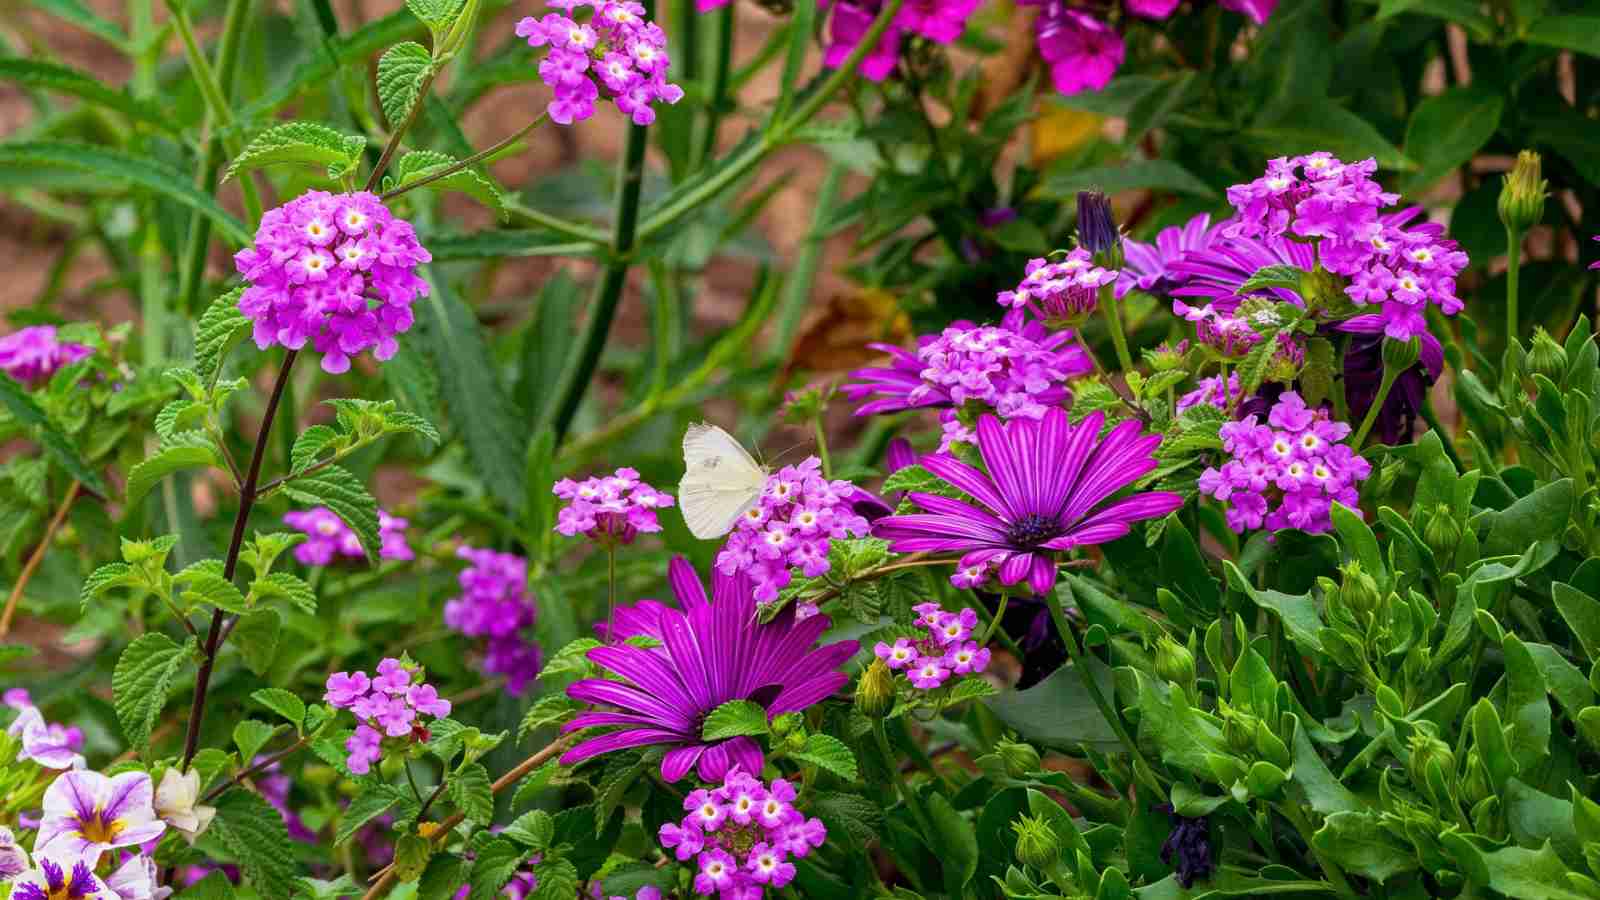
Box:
[1351,368,1400,448]
[691,3,734,172]
[980,596,1009,646]
[502,200,609,243]
[542,120,650,446]
[379,114,548,201]
[1076,331,1146,421]
[872,719,935,836]
[167,0,260,224]
[1505,225,1521,341]
[635,0,905,242]
[606,546,618,638]
[771,161,843,361]
[813,418,832,478]
[1098,283,1136,373]
[1043,589,1163,799]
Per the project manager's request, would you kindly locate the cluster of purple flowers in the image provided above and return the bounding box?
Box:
[282,507,413,565]
[0,326,90,386]
[553,467,675,545]
[657,768,827,897]
[874,603,991,690]
[444,546,542,695]
[234,191,431,374]
[713,458,871,603]
[842,309,1090,451]
[820,0,981,82]
[996,248,1120,325]
[1225,154,1468,339]
[4,688,85,771]
[516,0,684,126]
[1198,392,1371,534]
[325,658,451,774]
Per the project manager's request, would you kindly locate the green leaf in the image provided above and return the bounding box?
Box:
[0,142,250,244]
[1451,840,1596,900]
[416,854,470,900]
[926,792,979,894]
[1402,87,1505,191]
[211,790,300,896]
[1041,159,1216,199]
[195,288,249,385]
[1483,478,1574,557]
[1523,16,1600,57]
[1239,264,1306,295]
[224,122,366,183]
[595,751,649,830]
[252,688,306,730]
[80,562,138,611]
[252,571,317,615]
[176,563,248,614]
[701,699,770,741]
[388,150,506,219]
[983,657,1120,751]
[1289,717,1360,815]
[407,0,464,31]
[1502,634,1552,771]
[1245,102,1411,171]
[290,425,343,474]
[282,466,380,564]
[233,609,281,676]
[0,58,171,130]
[467,838,529,900]
[112,632,192,749]
[177,871,236,899]
[1553,583,1600,662]
[394,833,433,882]
[811,791,883,850]
[502,809,555,849]
[378,43,432,128]
[791,733,859,781]
[1311,811,1417,883]
[0,372,106,495]
[1331,502,1385,585]
[1226,562,1324,655]
[234,719,278,763]
[125,431,219,508]
[449,762,495,826]
[335,784,403,845]
[527,857,579,900]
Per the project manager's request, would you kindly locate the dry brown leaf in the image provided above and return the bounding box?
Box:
[780,289,912,381]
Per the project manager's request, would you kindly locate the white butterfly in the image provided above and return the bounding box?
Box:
[679,422,770,539]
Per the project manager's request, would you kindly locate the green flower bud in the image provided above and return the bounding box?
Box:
[1527,327,1568,383]
[1012,814,1063,871]
[1498,150,1547,237]
[995,736,1042,778]
[1460,750,1492,807]
[855,659,896,720]
[1143,340,1190,372]
[1423,504,1462,566]
[1223,711,1258,755]
[1340,562,1381,621]
[771,712,804,737]
[1407,733,1456,789]
[1381,336,1421,373]
[1298,265,1349,315]
[1154,634,1196,689]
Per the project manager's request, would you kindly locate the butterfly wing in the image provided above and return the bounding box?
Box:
[680,423,769,539]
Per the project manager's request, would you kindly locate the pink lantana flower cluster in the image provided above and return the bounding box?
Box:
[283,507,413,565]
[1225,153,1468,340]
[444,546,542,695]
[1198,392,1372,534]
[234,191,431,374]
[874,603,991,690]
[515,0,684,126]
[657,768,827,898]
[0,326,91,386]
[4,689,85,771]
[553,467,675,546]
[713,457,871,603]
[820,0,982,82]
[325,658,451,775]
[996,248,1121,325]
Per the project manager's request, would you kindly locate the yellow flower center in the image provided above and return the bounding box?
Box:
[80,810,125,843]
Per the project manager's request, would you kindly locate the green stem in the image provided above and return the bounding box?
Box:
[1351,368,1400,448]
[1280,802,1358,899]
[872,719,934,836]
[1505,225,1521,342]
[813,418,832,478]
[501,200,608,243]
[980,595,1009,645]
[379,114,548,201]
[772,161,843,362]
[542,119,650,446]
[167,0,260,224]
[635,0,905,242]
[691,4,734,172]
[1043,589,1163,799]
[606,546,617,638]
[1075,332,1146,421]
[1098,284,1135,373]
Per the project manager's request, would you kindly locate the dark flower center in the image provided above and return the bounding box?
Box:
[1006,513,1064,549]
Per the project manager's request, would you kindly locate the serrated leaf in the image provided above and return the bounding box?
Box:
[1239,264,1306,295]
[416,854,470,900]
[224,122,366,183]
[527,857,579,900]
[282,465,380,564]
[112,633,192,749]
[407,0,464,30]
[501,809,555,849]
[126,431,219,508]
[79,561,138,612]
[233,608,281,676]
[0,142,250,244]
[291,425,344,474]
[389,150,506,219]
[234,719,278,763]
[518,694,579,738]
[177,870,236,899]
[336,784,403,845]
[211,789,300,896]
[510,760,562,808]
[378,43,432,129]
[394,833,433,882]
[791,733,858,780]
[252,571,317,614]
[252,688,306,730]
[0,372,106,496]
[467,838,529,900]
[177,563,248,614]
[595,750,648,830]
[450,762,495,826]
[195,288,249,385]
[701,699,770,741]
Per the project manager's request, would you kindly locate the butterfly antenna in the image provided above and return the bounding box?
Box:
[770,440,810,467]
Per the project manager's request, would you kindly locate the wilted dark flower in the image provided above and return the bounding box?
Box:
[1157,804,1214,888]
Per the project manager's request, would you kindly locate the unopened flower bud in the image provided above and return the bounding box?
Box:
[1382,336,1420,373]
[1498,150,1546,237]
[771,712,804,737]
[856,659,896,719]
[1461,750,1492,807]
[1340,562,1381,620]
[1527,327,1568,383]
[0,827,27,880]
[1154,634,1196,689]
[1223,712,1257,755]
[1407,733,1456,789]
[1423,504,1462,566]
[1012,813,1062,871]
[1143,340,1189,372]
[1076,191,1122,268]
[996,736,1042,778]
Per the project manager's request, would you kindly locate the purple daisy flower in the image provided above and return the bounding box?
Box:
[873,408,1184,595]
[562,557,859,782]
[1117,213,1226,299]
